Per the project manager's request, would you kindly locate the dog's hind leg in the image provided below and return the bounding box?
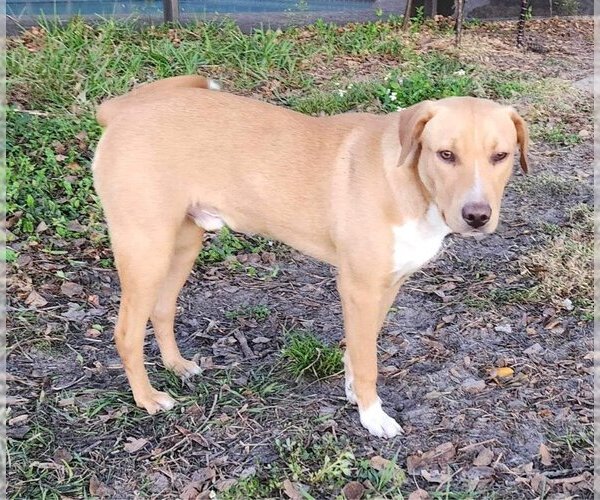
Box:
[151,218,204,378]
[111,225,178,414]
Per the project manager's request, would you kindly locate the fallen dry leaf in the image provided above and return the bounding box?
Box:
[489,367,514,379]
[214,479,236,492]
[58,397,75,407]
[467,466,495,481]
[200,357,214,370]
[342,481,364,500]
[530,473,546,492]
[147,472,169,493]
[473,447,494,466]
[421,469,450,484]
[370,455,398,471]
[407,442,456,475]
[180,482,202,500]
[180,467,216,499]
[462,378,486,393]
[87,294,100,307]
[191,467,216,484]
[52,447,72,464]
[61,281,83,298]
[89,475,114,498]
[85,328,102,339]
[52,140,66,154]
[523,342,544,356]
[25,290,48,308]
[124,437,149,453]
[282,479,303,500]
[539,443,553,466]
[494,324,512,334]
[408,489,431,500]
[8,414,29,426]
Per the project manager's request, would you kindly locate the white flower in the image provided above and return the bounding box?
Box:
[396,106,403,111]
[397,78,404,85]
[337,89,347,97]
[389,92,397,102]
[347,83,354,89]
[386,88,391,94]
[384,75,390,82]
[453,69,466,76]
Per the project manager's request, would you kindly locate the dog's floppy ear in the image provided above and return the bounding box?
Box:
[398,100,437,168]
[508,107,530,174]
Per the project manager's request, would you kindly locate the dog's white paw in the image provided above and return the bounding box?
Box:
[135,389,176,415]
[359,400,403,439]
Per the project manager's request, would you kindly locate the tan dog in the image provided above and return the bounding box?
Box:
[92,75,528,438]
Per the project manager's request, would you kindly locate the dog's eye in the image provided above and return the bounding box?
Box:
[438,150,455,162]
[492,152,508,163]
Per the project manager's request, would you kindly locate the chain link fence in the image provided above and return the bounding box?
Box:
[6,0,593,34]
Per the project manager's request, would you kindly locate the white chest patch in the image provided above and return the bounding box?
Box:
[392,205,451,277]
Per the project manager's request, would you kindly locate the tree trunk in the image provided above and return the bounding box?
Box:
[425,0,438,17]
[516,0,528,48]
[454,0,465,46]
[403,0,415,30]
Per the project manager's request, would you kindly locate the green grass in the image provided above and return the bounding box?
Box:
[488,286,542,305]
[8,18,306,109]
[515,78,592,145]
[533,123,583,146]
[554,0,580,15]
[281,330,343,379]
[379,56,474,110]
[242,370,287,399]
[512,173,577,198]
[4,247,18,263]
[220,432,406,499]
[550,426,594,458]
[225,304,271,321]
[378,54,528,111]
[7,420,90,499]
[287,81,380,115]
[431,490,481,500]
[198,227,271,264]
[219,474,280,499]
[519,202,593,316]
[6,17,410,114]
[6,108,104,240]
[465,204,593,318]
[301,17,410,58]
[275,433,406,498]
[197,227,282,278]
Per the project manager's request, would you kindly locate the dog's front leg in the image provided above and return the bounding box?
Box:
[337,273,403,438]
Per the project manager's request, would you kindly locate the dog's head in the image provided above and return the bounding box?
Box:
[397,96,529,235]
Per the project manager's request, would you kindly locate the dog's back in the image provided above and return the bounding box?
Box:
[96,75,220,127]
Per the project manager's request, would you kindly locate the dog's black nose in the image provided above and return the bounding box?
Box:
[462,202,491,228]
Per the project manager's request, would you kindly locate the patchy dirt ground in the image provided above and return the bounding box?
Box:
[7,17,594,500]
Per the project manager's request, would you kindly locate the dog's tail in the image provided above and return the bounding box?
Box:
[96,75,221,127]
